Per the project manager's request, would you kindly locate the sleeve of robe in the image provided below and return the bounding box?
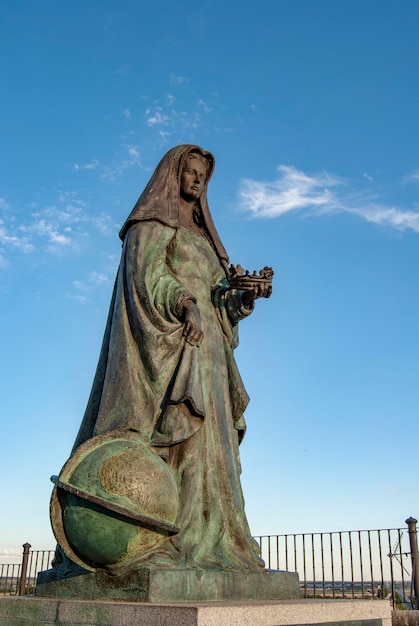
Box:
[72,221,196,449]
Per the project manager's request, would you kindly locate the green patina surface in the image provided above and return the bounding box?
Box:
[50,146,271,579]
[51,433,179,573]
[36,568,299,602]
[63,494,137,564]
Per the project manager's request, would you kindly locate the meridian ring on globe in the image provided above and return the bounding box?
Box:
[50,430,179,572]
[50,476,179,535]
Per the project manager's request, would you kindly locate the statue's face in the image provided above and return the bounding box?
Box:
[180,158,207,202]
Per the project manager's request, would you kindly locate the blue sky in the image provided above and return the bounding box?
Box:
[1,1,419,563]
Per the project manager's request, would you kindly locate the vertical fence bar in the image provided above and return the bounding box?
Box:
[28,550,37,595]
[284,535,289,572]
[330,533,335,599]
[320,533,325,598]
[368,530,375,598]
[348,531,355,598]
[339,531,344,599]
[358,531,364,598]
[302,533,307,598]
[377,529,385,596]
[396,528,407,606]
[388,529,395,609]
[406,517,419,609]
[18,543,31,596]
[311,534,316,598]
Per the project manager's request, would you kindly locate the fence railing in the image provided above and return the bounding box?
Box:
[2,517,418,609]
[0,545,54,597]
[254,525,414,609]
[0,563,22,597]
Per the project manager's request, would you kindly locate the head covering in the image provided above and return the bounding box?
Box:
[119,145,228,265]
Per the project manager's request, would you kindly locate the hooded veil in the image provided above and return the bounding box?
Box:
[119,144,228,266]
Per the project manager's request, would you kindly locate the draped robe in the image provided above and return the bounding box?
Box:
[71,146,264,571]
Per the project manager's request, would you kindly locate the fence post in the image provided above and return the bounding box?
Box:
[405,517,419,609]
[18,543,31,596]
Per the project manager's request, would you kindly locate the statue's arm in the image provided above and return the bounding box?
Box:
[224,288,255,324]
[125,221,195,325]
[212,280,255,325]
[212,273,272,326]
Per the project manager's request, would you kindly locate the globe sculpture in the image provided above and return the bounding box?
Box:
[50,430,179,573]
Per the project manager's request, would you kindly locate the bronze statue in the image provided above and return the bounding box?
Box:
[50,145,273,576]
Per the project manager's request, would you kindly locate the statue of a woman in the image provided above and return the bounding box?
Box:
[66,145,271,572]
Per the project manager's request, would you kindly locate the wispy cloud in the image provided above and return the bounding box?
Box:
[158,130,171,142]
[31,219,72,248]
[0,548,21,563]
[73,159,99,171]
[0,198,73,267]
[145,104,202,133]
[197,99,211,113]
[89,270,110,285]
[0,191,117,267]
[349,205,419,231]
[239,166,342,217]
[0,198,11,211]
[143,89,209,140]
[169,74,189,86]
[146,109,170,127]
[72,293,89,303]
[71,140,143,183]
[69,268,112,302]
[73,280,88,292]
[99,143,142,182]
[404,170,419,183]
[0,206,35,268]
[93,213,118,235]
[238,165,419,233]
[0,220,34,253]
[20,193,89,252]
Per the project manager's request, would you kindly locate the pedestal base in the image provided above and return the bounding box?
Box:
[0,597,392,626]
[35,567,300,602]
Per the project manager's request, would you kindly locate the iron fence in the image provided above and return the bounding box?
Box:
[254,527,413,608]
[0,563,21,596]
[0,546,54,597]
[1,519,417,609]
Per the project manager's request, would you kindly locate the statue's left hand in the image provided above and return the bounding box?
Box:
[182,300,204,347]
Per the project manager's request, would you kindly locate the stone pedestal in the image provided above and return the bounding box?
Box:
[35,567,300,602]
[0,597,392,626]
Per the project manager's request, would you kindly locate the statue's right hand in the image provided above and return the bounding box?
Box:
[182,300,204,347]
[241,281,272,305]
